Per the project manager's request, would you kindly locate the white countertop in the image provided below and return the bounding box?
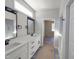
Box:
[5,41,26,55]
[5,34,41,55]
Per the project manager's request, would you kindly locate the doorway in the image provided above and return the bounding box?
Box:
[44,20,54,45]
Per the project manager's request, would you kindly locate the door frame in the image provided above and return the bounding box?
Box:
[65,0,74,59]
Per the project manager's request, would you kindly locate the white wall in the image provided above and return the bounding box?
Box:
[59,0,74,59]
[36,9,59,19]
[5,0,35,43]
[16,0,36,18]
[5,0,35,18]
[59,0,70,17]
[55,18,61,32]
[35,9,59,46]
[5,0,14,9]
[17,12,27,37]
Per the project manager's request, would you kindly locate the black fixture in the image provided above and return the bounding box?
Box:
[5,39,10,45]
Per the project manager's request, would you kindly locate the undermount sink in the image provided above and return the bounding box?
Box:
[5,42,21,51]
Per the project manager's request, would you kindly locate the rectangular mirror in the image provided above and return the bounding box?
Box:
[5,7,17,40]
[27,17,35,35]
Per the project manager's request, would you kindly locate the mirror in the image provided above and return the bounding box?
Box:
[27,17,35,35]
[5,7,17,40]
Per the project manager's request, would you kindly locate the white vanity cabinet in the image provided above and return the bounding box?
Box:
[6,44,28,59]
[5,35,41,59]
[29,36,41,59]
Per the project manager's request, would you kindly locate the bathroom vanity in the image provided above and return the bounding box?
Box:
[5,42,28,59]
[5,7,41,59]
[28,35,41,59]
[5,35,41,59]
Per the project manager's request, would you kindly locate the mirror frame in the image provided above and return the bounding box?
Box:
[27,17,35,35]
[5,6,17,40]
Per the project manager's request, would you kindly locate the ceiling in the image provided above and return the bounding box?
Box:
[24,0,61,11]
